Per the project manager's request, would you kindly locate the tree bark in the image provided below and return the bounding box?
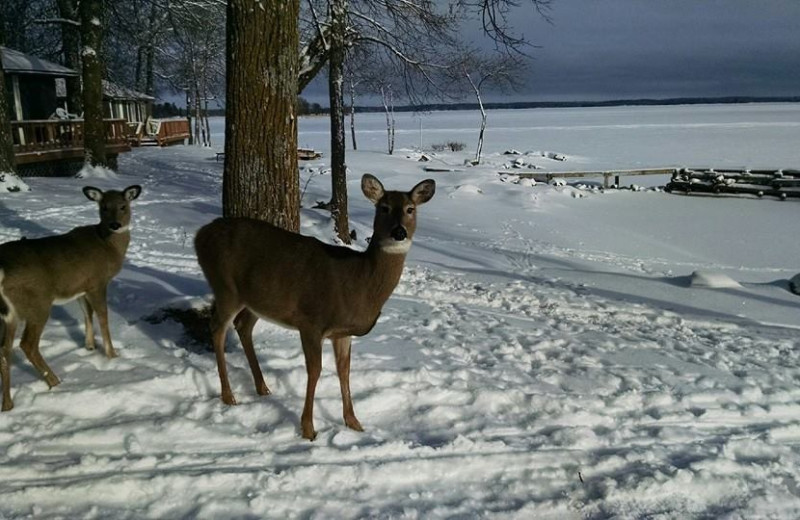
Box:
[223,0,300,231]
[80,0,107,167]
[57,0,82,115]
[0,16,18,175]
[328,0,350,244]
[143,0,158,96]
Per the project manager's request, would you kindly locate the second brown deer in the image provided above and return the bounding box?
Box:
[0,185,142,412]
[195,174,435,440]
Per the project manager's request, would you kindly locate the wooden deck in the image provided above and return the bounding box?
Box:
[11,119,131,165]
[130,118,191,147]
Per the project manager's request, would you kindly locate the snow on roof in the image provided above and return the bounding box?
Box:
[102,79,155,101]
[0,46,78,77]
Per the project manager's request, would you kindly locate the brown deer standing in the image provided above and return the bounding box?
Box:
[0,185,142,411]
[195,174,435,440]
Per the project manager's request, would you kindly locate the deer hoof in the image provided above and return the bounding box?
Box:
[105,348,118,359]
[345,416,364,432]
[1,399,12,412]
[255,381,271,396]
[221,393,237,406]
[44,373,61,388]
[302,424,317,441]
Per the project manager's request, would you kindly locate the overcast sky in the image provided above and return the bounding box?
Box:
[507,0,800,101]
[301,0,800,104]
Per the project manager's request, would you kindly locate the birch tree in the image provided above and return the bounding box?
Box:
[448,49,524,164]
[303,0,457,242]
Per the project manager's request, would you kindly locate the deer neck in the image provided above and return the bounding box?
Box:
[363,243,408,303]
[95,224,131,258]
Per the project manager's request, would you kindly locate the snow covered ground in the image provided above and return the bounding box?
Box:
[1,103,800,518]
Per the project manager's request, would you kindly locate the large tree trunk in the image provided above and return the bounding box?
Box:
[57,0,82,115]
[80,0,106,167]
[328,0,350,244]
[223,0,300,231]
[0,17,18,175]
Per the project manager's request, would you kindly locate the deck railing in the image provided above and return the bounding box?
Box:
[11,119,131,164]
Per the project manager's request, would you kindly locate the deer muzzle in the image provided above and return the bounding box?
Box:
[390,226,408,241]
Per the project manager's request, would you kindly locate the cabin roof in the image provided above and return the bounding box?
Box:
[0,46,78,77]
[103,80,155,102]
[2,46,154,102]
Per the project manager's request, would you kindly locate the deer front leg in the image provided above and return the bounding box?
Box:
[332,336,363,432]
[300,330,323,441]
[234,308,270,396]
[85,287,116,359]
[19,320,60,388]
[78,296,96,351]
[1,319,17,411]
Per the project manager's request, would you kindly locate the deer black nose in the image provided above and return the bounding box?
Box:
[390,226,407,241]
[109,222,122,231]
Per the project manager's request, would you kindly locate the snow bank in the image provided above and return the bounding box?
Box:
[0,171,30,192]
[1,104,800,518]
[689,270,743,289]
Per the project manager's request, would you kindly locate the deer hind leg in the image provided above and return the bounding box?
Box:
[19,318,60,389]
[234,308,270,396]
[210,295,241,405]
[332,336,363,432]
[300,330,323,441]
[85,287,116,359]
[78,296,96,351]
[1,319,17,411]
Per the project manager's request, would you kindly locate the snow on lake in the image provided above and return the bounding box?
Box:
[1,103,800,518]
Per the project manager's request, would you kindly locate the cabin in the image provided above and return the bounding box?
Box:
[1,46,130,175]
[104,80,153,125]
[2,46,190,176]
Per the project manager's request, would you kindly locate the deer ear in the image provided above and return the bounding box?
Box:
[83,186,103,202]
[124,185,142,201]
[410,179,435,205]
[361,174,385,204]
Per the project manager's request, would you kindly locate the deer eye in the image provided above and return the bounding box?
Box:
[406,207,415,214]
[119,205,127,211]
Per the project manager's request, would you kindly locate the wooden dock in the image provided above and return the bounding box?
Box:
[497,167,800,199]
[666,168,800,199]
[498,168,678,188]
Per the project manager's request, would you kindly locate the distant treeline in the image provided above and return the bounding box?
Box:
[346,96,800,113]
[156,96,800,118]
